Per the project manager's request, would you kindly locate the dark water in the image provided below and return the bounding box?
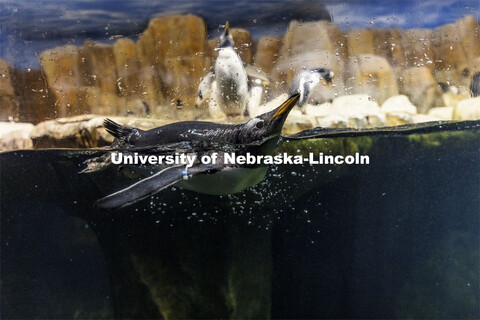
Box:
[1,122,479,319]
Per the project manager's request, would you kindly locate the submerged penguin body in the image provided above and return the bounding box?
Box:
[177,165,268,195]
[93,94,300,210]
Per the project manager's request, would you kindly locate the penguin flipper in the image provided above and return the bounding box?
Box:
[94,163,221,210]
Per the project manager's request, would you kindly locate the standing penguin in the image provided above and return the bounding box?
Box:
[214,21,249,116]
[249,67,333,117]
[196,64,270,119]
[289,68,334,113]
[196,22,249,118]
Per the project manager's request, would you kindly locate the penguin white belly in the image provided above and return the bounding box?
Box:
[215,48,248,115]
[176,165,268,195]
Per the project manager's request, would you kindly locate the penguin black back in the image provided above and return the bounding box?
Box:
[104,119,237,147]
[103,94,301,148]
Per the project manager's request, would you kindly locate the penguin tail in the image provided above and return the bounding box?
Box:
[103,118,134,140]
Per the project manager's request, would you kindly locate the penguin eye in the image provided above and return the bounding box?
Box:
[198,91,203,99]
[256,121,264,129]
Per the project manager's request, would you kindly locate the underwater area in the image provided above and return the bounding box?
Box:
[2,123,480,319]
[1,0,480,319]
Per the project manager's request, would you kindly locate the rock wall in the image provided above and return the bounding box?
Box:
[0,58,19,120]
[1,14,480,123]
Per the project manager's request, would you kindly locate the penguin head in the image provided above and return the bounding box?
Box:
[240,94,300,142]
[291,68,334,107]
[219,21,234,48]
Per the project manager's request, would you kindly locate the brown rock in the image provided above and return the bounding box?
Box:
[40,45,82,117]
[433,15,479,71]
[79,42,118,96]
[346,54,398,104]
[76,86,123,116]
[401,28,435,69]
[372,29,407,67]
[206,38,219,63]
[0,59,19,120]
[136,14,209,108]
[432,25,467,71]
[113,38,142,98]
[347,29,374,56]
[135,28,166,107]
[456,15,480,59]
[77,86,100,114]
[230,28,254,64]
[422,17,480,89]
[428,16,479,89]
[10,68,55,123]
[280,20,337,58]
[399,66,445,113]
[254,36,282,74]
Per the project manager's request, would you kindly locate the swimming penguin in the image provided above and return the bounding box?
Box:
[94,94,300,210]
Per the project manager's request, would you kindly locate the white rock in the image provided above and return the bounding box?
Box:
[453,97,480,120]
[304,102,332,117]
[442,92,466,109]
[331,94,381,116]
[346,54,398,105]
[381,95,418,115]
[327,94,385,128]
[427,107,453,120]
[316,115,348,128]
[283,109,316,134]
[0,122,34,151]
[412,114,439,123]
[384,113,415,126]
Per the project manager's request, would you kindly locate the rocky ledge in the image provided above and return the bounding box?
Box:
[1,94,480,151]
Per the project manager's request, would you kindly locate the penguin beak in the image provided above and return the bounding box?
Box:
[224,21,230,35]
[268,93,300,124]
